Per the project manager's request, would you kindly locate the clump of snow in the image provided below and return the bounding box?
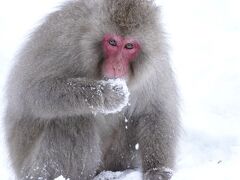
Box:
[161,167,174,174]
[96,78,130,114]
[124,117,129,129]
[94,171,124,180]
[54,175,69,180]
[135,143,139,150]
[94,170,142,180]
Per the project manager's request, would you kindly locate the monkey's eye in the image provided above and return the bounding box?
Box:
[124,43,134,49]
[108,39,117,46]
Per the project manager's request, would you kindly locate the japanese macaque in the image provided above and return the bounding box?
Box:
[5,0,179,179]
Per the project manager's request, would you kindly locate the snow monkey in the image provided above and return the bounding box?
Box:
[5,0,179,179]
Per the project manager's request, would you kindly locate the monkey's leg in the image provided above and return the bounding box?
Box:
[136,112,178,180]
[102,119,140,172]
[19,117,101,180]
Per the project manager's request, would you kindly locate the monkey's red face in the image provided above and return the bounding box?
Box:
[102,34,141,79]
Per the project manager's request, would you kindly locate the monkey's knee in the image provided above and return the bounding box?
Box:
[18,132,101,179]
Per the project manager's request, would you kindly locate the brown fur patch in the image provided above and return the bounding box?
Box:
[107,0,157,33]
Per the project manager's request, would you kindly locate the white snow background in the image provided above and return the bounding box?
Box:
[0,0,240,179]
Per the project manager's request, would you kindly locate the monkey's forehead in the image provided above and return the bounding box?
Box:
[104,0,158,34]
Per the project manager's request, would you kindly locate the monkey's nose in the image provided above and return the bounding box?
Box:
[113,64,127,78]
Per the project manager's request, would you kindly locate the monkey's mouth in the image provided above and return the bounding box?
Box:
[130,63,135,77]
[103,62,135,83]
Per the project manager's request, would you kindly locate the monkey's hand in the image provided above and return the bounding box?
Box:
[143,167,173,180]
[90,79,130,114]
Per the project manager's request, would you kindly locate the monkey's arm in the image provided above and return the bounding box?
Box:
[24,78,128,118]
[136,104,179,180]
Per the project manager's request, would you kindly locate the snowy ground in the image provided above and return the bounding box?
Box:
[0,0,240,179]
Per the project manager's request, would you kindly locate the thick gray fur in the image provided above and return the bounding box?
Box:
[5,0,180,179]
